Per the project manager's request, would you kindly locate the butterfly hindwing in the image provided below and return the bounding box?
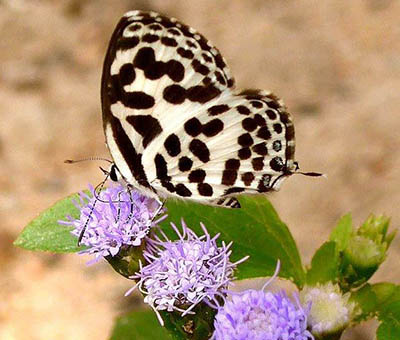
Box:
[101,10,297,206]
[152,91,295,203]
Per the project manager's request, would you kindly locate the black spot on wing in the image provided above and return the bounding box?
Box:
[242,117,257,132]
[155,154,170,180]
[224,187,245,195]
[133,47,155,69]
[149,23,162,30]
[257,126,272,140]
[254,114,266,126]
[238,133,254,147]
[119,64,136,85]
[126,115,162,148]
[123,92,155,109]
[273,123,283,134]
[117,36,140,50]
[215,71,226,85]
[161,180,175,193]
[177,47,194,59]
[238,147,251,160]
[164,134,181,157]
[127,24,141,32]
[184,118,202,137]
[178,156,193,172]
[198,183,213,196]
[252,143,268,156]
[134,46,184,82]
[273,140,282,152]
[236,105,251,115]
[167,28,181,36]
[242,172,255,186]
[142,34,159,43]
[163,84,186,104]
[188,169,206,183]
[187,85,220,103]
[189,139,210,163]
[202,119,223,137]
[161,36,178,46]
[252,157,264,171]
[175,183,192,197]
[202,53,213,63]
[250,100,263,108]
[191,59,210,76]
[166,60,185,82]
[208,104,230,116]
[222,170,237,186]
[225,159,240,170]
[257,174,272,192]
[270,157,284,171]
[266,109,277,120]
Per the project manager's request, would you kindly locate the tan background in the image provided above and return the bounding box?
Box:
[1,0,399,339]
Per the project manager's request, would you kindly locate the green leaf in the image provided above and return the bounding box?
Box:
[110,310,172,340]
[14,191,305,287]
[306,241,339,285]
[14,193,84,253]
[161,196,305,287]
[375,284,400,339]
[351,283,400,338]
[377,318,400,340]
[372,283,400,312]
[350,284,378,322]
[330,213,352,251]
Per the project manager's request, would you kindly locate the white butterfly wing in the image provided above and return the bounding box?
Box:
[101,10,296,206]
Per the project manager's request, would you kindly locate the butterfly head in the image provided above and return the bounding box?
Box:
[100,163,124,183]
[109,163,121,182]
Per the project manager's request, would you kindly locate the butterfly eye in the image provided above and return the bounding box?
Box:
[109,165,119,182]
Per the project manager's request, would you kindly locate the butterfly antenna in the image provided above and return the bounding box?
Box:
[292,162,325,177]
[294,171,325,178]
[65,157,113,164]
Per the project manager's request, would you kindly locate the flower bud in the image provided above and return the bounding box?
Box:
[342,215,395,288]
[300,282,355,339]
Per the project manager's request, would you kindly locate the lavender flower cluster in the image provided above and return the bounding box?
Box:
[60,184,314,339]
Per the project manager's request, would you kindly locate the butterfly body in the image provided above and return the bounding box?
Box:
[101,11,297,208]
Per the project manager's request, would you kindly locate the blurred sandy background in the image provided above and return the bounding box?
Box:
[0,0,399,339]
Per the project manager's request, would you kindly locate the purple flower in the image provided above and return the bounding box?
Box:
[59,183,164,262]
[127,221,248,324]
[213,283,314,340]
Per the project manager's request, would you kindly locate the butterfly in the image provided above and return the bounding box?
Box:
[101,10,300,209]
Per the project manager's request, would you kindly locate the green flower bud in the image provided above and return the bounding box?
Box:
[341,215,395,288]
[300,283,355,340]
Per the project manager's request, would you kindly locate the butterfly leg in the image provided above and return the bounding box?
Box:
[78,173,110,245]
[212,197,241,209]
[150,198,166,225]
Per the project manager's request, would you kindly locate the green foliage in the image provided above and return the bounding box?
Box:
[15,190,400,339]
[351,283,400,339]
[306,241,339,285]
[161,195,305,286]
[329,213,352,251]
[160,303,217,340]
[14,192,305,286]
[14,193,85,253]
[110,309,172,340]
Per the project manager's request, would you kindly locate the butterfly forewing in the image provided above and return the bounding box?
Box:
[101,10,296,206]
